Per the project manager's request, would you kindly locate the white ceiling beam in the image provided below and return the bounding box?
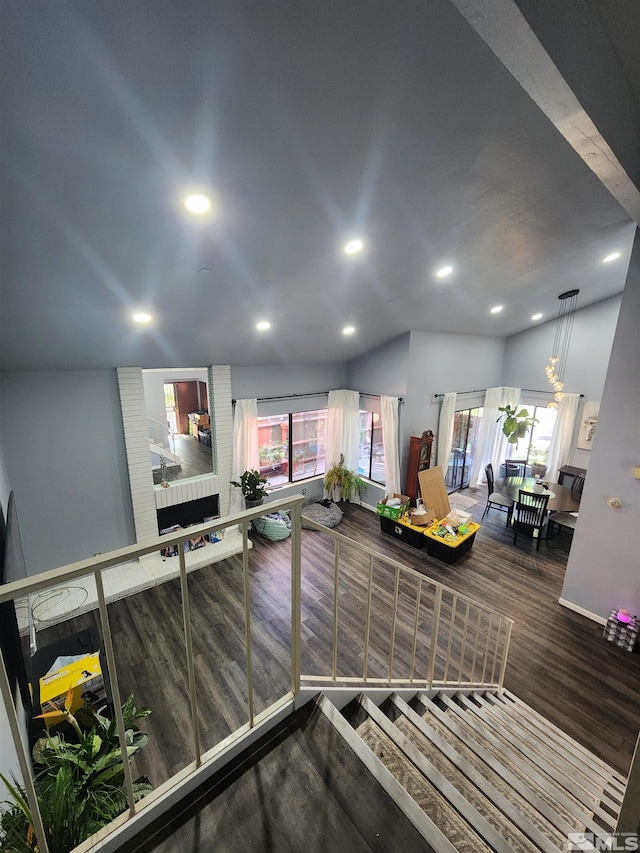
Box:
[450,0,640,225]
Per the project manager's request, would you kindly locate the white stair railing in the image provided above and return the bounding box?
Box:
[0,496,514,853]
[301,519,513,689]
[147,415,176,457]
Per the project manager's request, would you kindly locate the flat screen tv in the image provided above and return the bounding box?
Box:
[0,491,32,712]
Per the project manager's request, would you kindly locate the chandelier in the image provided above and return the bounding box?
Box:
[544,289,579,409]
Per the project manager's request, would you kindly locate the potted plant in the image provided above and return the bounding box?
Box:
[528,445,548,479]
[497,404,538,445]
[323,454,366,505]
[231,469,268,508]
[0,692,152,852]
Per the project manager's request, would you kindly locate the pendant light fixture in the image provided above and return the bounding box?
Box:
[545,289,579,409]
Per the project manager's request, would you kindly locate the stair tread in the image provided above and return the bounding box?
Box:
[500,690,627,786]
[392,713,548,852]
[461,695,617,825]
[415,697,570,848]
[440,695,609,834]
[479,694,619,801]
[356,716,493,853]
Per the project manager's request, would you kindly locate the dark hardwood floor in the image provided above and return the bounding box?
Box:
[152,433,213,484]
[30,496,640,806]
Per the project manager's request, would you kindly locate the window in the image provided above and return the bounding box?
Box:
[257,409,327,487]
[506,405,558,468]
[446,407,483,490]
[358,411,385,484]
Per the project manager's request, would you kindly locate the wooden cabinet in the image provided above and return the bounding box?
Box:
[405,431,435,505]
[405,436,421,504]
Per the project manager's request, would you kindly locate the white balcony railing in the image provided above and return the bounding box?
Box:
[0,495,513,853]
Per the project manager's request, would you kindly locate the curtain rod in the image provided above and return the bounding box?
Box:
[433,388,584,398]
[232,391,404,404]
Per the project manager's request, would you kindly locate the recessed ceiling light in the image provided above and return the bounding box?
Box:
[490,305,503,314]
[343,238,364,256]
[531,313,543,321]
[256,320,271,331]
[603,251,621,263]
[435,265,453,279]
[342,325,355,335]
[184,194,212,214]
[132,312,152,324]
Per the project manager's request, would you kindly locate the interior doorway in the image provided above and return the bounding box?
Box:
[446,407,483,491]
[164,383,178,434]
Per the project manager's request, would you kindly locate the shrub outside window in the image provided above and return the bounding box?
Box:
[508,406,557,468]
[257,410,327,487]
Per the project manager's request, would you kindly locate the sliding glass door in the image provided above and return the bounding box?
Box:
[446,408,483,491]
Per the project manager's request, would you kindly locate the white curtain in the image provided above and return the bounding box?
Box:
[470,386,503,487]
[381,395,401,494]
[436,393,456,474]
[545,393,580,484]
[232,398,259,480]
[490,387,521,476]
[325,389,360,471]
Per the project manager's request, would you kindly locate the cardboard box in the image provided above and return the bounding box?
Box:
[409,508,436,527]
[376,493,410,520]
[417,467,451,521]
[40,652,105,724]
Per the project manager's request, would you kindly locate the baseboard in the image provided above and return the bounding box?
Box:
[558,598,607,626]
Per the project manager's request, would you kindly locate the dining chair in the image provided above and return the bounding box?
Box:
[547,510,578,539]
[513,490,549,551]
[482,463,514,525]
[548,474,583,539]
[504,459,527,478]
[571,474,585,495]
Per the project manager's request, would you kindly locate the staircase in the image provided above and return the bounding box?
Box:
[135,688,627,852]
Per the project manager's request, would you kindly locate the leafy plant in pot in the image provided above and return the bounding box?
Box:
[231,469,268,508]
[0,692,152,853]
[323,454,366,506]
[497,404,538,445]
[528,444,548,479]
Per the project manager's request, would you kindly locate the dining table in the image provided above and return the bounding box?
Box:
[496,476,581,513]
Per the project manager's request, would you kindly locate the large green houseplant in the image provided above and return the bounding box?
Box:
[323,454,365,504]
[497,404,538,445]
[0,692,152,853]
[231,469,268,508]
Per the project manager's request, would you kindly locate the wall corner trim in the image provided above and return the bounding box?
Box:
[558,597,607,626]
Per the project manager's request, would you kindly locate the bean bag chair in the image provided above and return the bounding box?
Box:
[252,511,292,541]
[301,500,343,529]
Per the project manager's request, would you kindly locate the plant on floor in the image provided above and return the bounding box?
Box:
[323,454,366,504]
[0,692,152,853]
[497,404,538,445]
[231,469,268,507]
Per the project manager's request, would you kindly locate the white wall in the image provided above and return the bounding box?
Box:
[503,295,622,470]
[346,334,410,398]
[561,236,640,619]
[0,370,136,573]
[405,331,505,464]
[231,363,345,401]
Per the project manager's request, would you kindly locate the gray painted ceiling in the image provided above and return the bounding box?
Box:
[1,0,638,371]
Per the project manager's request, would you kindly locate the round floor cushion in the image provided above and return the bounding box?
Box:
[301,501,343,529]
[252,511,292,541]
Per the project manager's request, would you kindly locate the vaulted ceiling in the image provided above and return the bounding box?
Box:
[1,0,638,371]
